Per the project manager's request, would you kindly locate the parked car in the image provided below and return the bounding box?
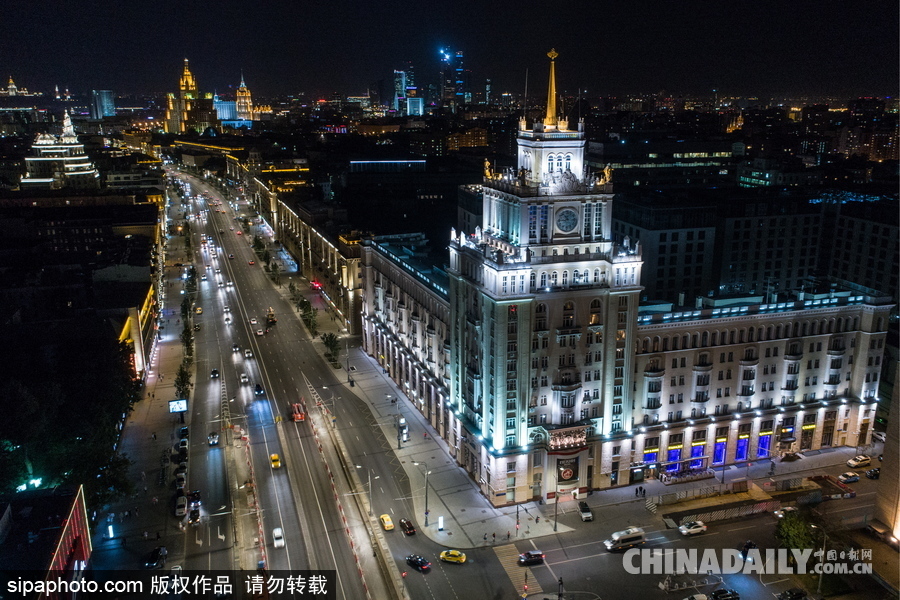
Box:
[399,518,416,535]
[709,589,741,600]
[838,472,860,484]
[175,472,187,491]
[178,438,189,452]
[847,455,871,468]
[678,521,708,536]
[179,426,189,439]
[405,554,431,572]
[773,507,798,518]
[776,589,808,600]
[175,496,188,517]
[872,431,886,443]
[866,468,880,479]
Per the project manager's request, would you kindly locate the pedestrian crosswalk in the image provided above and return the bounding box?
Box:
[493,544,544,597]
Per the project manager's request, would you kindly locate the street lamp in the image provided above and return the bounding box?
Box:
[811,524,828,595]
[412,461,431,527]
[355,465,379,516]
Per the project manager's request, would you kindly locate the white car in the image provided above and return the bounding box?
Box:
[244,349,253,358]
[847,455,871,468]
[272,527,285,548]
[678,521,707,536]
[175,496,188,517]
[240,373,249,384]
[250,318,257,325]
[223,306,231,313]
[773,506,798,518]
[256,329,264,336]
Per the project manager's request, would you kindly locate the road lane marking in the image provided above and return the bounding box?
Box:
[493,544,544,596]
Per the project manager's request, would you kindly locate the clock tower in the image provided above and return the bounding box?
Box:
[448,50,643,506]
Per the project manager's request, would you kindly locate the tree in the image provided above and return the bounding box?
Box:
[321,332,340,360]
[262,249,271,266]
[271,262,281,286]
[288,281,297,298]
[181,296,191,320]
[775,512,816,554]
[253,235,265,252]
[175,362,192,399]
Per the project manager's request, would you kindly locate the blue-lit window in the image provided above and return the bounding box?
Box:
[667,448,681,472]
[735,438,749,461]
[757,434,771,459]
[713,441,727,464]
[690,445,704,468]
[643,451,657,464]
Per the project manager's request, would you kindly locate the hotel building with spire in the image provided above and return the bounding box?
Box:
[359,51,890,508]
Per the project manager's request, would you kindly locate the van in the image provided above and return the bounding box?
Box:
[872,431,886,443]
[604,526,645,551]
[578,501,593,522]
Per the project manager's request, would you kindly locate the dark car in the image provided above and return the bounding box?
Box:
[776,589,808,600]
[179,427,189,439]
[145,546,168,569]
[189,490,202,507]
[232,344,239,352]
[405,554,431,572]
[399,518,416,536]
[210,369,219,378]
[710,589,741,600]
[188,509,201,525]
[866,468,880,479]
[255,384,264,396]
[518,550,545,565]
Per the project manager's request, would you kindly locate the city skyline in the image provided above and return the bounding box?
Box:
[1,1,897,98]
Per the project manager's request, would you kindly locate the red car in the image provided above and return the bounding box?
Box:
[248,260,255,265]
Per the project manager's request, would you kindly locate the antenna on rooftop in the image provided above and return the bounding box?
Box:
[523,68,528,118]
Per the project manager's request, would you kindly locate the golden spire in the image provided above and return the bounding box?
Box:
[544,49,558,128]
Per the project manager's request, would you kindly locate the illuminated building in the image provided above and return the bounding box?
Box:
[360,51,892,507]
[235,72,254,121]
[21,110,100,189]
[90,90,115,119]
[439,49,468,111]
[164,59,198,133]
[0,76,40,97]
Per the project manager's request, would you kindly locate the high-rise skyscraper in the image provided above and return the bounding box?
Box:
[439,49,468,111]
[165,59,199,133]
[90,90,115,119]
[235,73,254,121]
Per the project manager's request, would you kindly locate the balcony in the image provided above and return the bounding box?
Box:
[782,381,799,391]
[692,363,713,373]
[739,357,759,366]
[826,348,845,356]
[644,367,665,377]
[552,380,583,392]
[784,351,803,361]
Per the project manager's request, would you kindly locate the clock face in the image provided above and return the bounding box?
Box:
[556,208,578,232]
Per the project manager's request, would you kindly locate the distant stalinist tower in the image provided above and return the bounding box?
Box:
[235,72,254,121]
[165,59,198,133]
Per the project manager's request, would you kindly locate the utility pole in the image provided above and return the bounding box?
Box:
[557,577,564,600]
[553,494,559,532]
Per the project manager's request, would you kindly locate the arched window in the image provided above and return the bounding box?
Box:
[590,299,602,325]
[530,272,536,289]
[561,271,568,286]
[563,301,575,327]
[594,269,601,283]
[557,156,563,171]
[540,272,547,287]
[565,154,572,171]
[573,270,582,284]
[547,154,555,172]
[551,271,558,286]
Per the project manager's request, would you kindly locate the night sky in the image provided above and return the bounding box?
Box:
[3,0,897,99]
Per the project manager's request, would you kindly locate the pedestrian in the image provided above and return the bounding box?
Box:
[122,537,127,547]
[642,489,646,498]
[483,533,487,541]
[423,432,428,440]
[143,531,148,540]
[143,486,148,494]
[536,516,540,524]
[507,531,511,540]
[141,471,146,481]
[152,432,157,440]
[156,532,161,540]
[492,532,496,542]
[124,510,130,519]
[134,507,139,517]
[635,488,639,497]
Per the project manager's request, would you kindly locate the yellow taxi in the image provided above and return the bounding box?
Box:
[379,514,394,530]
[270,454,281,468]
[195,307,203,314]
[439,549,467,564]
